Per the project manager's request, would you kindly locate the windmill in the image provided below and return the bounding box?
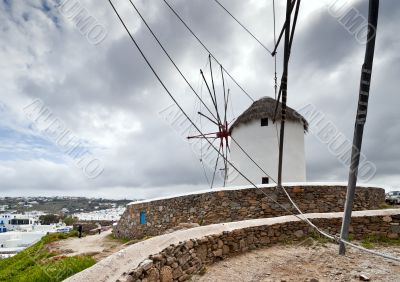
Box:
[187,55,232,188]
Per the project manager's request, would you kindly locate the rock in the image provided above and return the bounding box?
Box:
[382,216,392,222]
[196,244,208,261]
[151,254,164,261]
[178,254,191,265]
[292,187,305,193]
[118,276,136,282]
[146,267,159,281]
[294,230,304,238]
[160,266,173,282]
[129,267,143,278]
[184,240,194,249]
[223,245,230,255]
[172,267,183,279]
[176,223,200,230]
[310,279,319,282]
[239,239,246,249]
[213,249,223,257]
[178,274,190,281]
[166,257,175,265]
[185,265,197,275]
[260,236,271,244]
[359,274,370,281]
[140,259,153,271]
[388,233,399,239]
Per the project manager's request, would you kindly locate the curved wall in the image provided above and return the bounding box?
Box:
[123,210,400,282]
[114,184,385,240]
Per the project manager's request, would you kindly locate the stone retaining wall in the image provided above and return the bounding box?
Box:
[73,220,113,233]
[121,212,400,282]
[115,184,385,240]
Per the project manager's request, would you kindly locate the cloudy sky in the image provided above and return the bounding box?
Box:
[1,0,399,199]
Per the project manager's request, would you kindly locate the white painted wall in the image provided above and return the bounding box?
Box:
[0,213,40,232]
[0,231,45,248]
[227,119,306,186]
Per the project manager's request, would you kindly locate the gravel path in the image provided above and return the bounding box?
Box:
[192,243,400,282]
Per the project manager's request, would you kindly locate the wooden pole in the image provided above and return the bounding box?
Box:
[277,0,292,187]
[339,0,379,255]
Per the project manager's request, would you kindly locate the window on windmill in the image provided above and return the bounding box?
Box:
[261,118,269,127]
[262,177,269,184]
[140,211,147,225]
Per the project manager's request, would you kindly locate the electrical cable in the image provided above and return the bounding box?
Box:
[108,0,400,263]
[213,0,273,55]
[162,0,255,102]
[127,0,218,122]
[107,0,309,221]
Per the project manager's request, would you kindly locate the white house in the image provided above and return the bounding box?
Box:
[0,213,40,233]
[227,96,308,186]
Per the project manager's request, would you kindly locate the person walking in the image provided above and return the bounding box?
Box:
[78,224,83,238]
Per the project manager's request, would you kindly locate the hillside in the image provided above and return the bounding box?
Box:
[0,197,133,215]
[0,232,95,282]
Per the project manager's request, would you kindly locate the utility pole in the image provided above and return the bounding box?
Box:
[339,0,379,255]
[277,0,292,187]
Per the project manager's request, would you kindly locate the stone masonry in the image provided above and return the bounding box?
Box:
[119,211,400,282]
[115,184,385,240]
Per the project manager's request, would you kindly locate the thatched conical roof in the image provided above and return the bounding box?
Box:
[230,96,308,132]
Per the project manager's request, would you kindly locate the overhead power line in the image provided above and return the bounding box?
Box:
[212,0,273,55]
[213,0,399,263]
[107,0,327,231]
[107,0,400,263]
[126,0,218,123]
[271,0,296,56]
[162,0,255,102]
[288,0,301,53]
[106,0,298,218]
[232,131,400,262]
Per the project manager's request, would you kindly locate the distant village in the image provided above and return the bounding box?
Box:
[0,196,132,214]
[0,196,133,258]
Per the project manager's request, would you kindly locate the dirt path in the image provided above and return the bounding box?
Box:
[192,243,400,282]
[50,229,125,261]
[65,209,400,282]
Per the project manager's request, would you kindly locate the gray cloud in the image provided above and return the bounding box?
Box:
[1,0,400,200]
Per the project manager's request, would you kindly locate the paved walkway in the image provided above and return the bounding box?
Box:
[64,209,400,282]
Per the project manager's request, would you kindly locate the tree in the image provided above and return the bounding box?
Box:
[39,214,60,225]
[63,216,78,226]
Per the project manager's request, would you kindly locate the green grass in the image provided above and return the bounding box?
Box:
[106,233,131,244]
[379,203,395,209]
[106,233,153,246]
[0,231,96,282]
[360,235,400,249]
[308,231,332,246]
